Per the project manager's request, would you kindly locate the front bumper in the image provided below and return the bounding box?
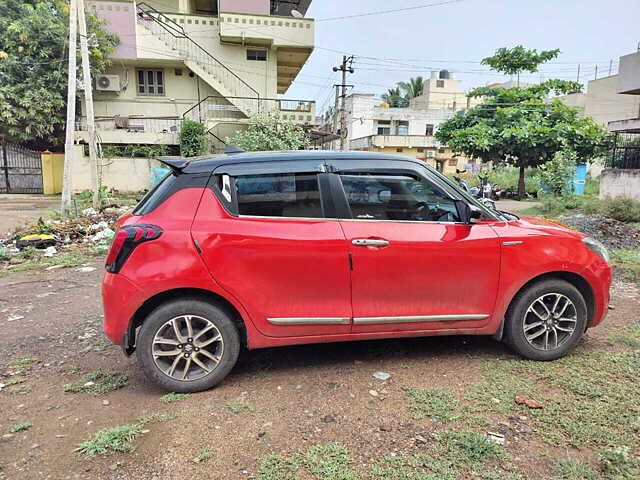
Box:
[580,258,612,328]
[102,272,143,345]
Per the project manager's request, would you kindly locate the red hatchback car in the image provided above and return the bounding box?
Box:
[102,151,611,392]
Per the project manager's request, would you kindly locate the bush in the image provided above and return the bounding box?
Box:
[466,167,541,195]
[601,197,640,223]
[179,120,208,157]
[539,150,577,196]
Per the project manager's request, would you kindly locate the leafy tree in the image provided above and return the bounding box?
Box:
[381,87,408,107]
[398,76,425,99]
[0,0,118,147]
[227,112,310,151]
[179,120,208,157]
[436,47,611,199]
[482,45,560,85]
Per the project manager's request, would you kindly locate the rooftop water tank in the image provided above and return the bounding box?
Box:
[439,69,450,80]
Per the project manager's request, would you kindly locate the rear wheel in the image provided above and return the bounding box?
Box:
[504,279,587,361]
[137,298,240,392]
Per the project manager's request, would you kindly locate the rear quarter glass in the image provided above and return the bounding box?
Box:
[132,171,210,215]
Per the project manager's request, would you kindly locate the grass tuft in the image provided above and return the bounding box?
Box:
[63,370,128,396]
[160,392,190,404]
[608,326,640,348]
[404,387,457,421]
[8,357,39,372]
[259,443,355,480]
[8,384,32,395]
[9,422,32,433]
[194,447,213,463]
[555,458,597,480]
[76,424,143,456]
[137,413,180,426]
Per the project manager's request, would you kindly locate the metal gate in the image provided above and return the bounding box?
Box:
[608,132,640,169]
[0,142,43,194]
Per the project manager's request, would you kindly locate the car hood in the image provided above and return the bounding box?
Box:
[502,214,586,240]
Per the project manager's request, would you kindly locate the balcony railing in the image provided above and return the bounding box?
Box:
[183,96,316,124]
[219,12,314,48]
[350,135,440,150]
[76,116,183,134]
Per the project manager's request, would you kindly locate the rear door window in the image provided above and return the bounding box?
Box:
[235,172,324,218]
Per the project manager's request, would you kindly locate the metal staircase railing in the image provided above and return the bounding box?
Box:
[136,3,259,115]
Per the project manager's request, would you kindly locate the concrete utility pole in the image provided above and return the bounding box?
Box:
[333,55,354,151]
[61,0,78,216]
[78,0,100,210]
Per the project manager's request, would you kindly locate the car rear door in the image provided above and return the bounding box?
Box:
[191,160,353,338]
[326,158,501,334]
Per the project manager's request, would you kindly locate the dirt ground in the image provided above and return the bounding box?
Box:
[0,262,638,479]
[0,195,61,235]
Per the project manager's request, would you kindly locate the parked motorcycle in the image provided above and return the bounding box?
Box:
[453,170,496,210]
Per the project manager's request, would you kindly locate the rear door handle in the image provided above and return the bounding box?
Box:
[352,239,390,247]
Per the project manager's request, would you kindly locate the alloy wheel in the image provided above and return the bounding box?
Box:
[152,315,224,381]
[522,293,578,351]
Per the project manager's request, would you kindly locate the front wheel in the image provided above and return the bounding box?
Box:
[137,298,240,392]
[504,279,587,361]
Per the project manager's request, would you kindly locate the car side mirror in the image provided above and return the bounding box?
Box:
[455,200,482,224]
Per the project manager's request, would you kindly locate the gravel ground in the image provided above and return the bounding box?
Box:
[557,214,640,250]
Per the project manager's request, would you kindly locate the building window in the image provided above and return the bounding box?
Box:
[468,159,477,164]
[137,69,164,96]
[448,159,457,166]
[247,49,267,61]
[436,80,445,88]
[376,120,391,135]
[235,173,323,218]
[396,121,409,135]
[438,147,446,153]
[417,148,425,153]
[425,124,434,136]
[396,148,403,152]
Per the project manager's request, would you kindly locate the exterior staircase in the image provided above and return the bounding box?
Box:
[136,3,259,118]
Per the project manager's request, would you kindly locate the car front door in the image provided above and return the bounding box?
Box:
[191,161,352,338]
[328,159,501,334]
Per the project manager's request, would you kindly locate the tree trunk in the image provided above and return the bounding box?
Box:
[518,163,526,200]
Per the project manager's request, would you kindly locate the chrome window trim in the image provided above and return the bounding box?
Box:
[236,215,467,225]
[353,314,489,325]
[267,317,351,325]
[238,214,331,221]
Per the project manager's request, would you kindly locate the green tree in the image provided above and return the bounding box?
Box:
[0,0,118,147]
[539,150,577,196]
[381,87,408,107]
[481,45,560,86]
[179,120,208,157]
[397,76,425,99]
[227,112,310,151]
[436,47,610,199]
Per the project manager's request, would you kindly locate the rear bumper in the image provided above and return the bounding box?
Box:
[581,258,612,328]
[102,272,142,345]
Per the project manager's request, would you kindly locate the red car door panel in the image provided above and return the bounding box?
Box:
[342,221,501,333]
[191,179,352,338]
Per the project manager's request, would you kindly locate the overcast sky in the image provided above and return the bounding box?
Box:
[284,0,640,114]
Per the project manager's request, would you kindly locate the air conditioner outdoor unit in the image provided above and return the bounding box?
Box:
[426,150,436,158]
[96,75,121,92]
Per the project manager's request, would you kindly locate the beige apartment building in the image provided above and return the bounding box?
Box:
[76,0,316,153]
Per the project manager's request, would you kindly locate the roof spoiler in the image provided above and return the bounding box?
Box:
[157,157,189,173]
[224,145,245,155]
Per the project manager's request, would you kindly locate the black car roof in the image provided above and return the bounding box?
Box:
[158,150,423,174]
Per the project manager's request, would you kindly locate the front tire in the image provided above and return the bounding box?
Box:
[504,279,587,361]
[137,298,240,392]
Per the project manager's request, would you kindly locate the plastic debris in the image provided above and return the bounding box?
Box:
[81,207,98,216]
[515,395,543,409]
[16,234,56,250]
[373,371,391,381]
[486,432,505,445]
[43,246,57,257]
[7,314,25,322]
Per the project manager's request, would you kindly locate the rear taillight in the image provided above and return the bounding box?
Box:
[105,224,162,273]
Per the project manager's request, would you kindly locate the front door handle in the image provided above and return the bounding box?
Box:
[352,239,390,247]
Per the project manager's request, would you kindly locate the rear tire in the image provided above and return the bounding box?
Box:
[504,279,587,361]
[137,298,240,392]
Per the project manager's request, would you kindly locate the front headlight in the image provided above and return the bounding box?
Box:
[583,237,610,263]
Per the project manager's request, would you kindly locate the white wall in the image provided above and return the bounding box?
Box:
[600,169,640,200]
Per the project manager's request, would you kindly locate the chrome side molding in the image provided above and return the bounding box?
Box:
[267,317,351,326]
[353,314,489,325]
[502,241,524,246]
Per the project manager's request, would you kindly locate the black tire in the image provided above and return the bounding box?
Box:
[137,298,240,393]
[504,279,587,361]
